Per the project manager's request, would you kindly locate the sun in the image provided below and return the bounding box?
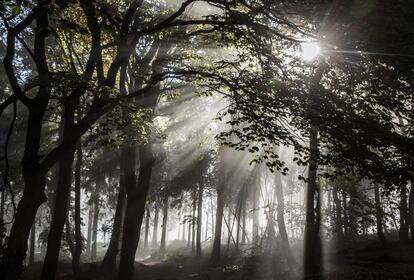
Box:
[300,42,321,61]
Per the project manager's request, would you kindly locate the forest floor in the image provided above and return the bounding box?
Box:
[21,242,414,280]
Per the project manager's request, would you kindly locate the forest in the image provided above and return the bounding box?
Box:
[0,0,413,280]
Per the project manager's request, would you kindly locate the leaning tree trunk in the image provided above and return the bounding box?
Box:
[118,144,155,280]
[160,196,169,254]
[41,145,76,280]
[275,170,295,269]
[29,221,36,266]
[374,184,387,246]
[2,8,51,279]
[99,179,126,279]
[73,142,83,279]
[3,107,49,280]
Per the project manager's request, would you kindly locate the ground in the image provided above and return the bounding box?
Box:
[21,242,414,280]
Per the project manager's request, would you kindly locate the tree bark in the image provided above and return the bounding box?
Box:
[304,124,322,276]
[86,203,93,256]
[2,8,51,278]
[192,189,197,254]
[275,170,295,269]
[29,221,36,266]
[399,185,409,243]
[3,109,49,280]
[91,181,101,262]
[252,169,260,246]
[73,142,83,278]
[41,145,76,280]
[196,184,204,257]
[118,144,155,280]
[160,196,169,254]
[332,185,344,243]
[152,203,159,246]
[409,182,414,239]
[374,184,387,245]
[144,206,150,251]
[100,178,126,278]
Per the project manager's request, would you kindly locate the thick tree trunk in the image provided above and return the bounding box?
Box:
[100,181,126,278]
[399,185,409,243]
[3,111,48,279]
[304,125,321,276]
[152,204,159,246]
[41,145,76,280]
[160,197,169,254]
[374,184,387,245]
[118,144,155,280]
[72,143,83,278]
[275,171,295,269]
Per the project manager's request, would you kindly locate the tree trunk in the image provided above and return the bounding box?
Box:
[73,143,83,278]
[196,173,204,257]
[29,221,36,266]
[182,217,186,241]
[275,170,295,269]
[374,184,387,245]
[205,214,209,241]
[160,196,169,254]
[118,144,155,280]
[399,185,409,243]
[65,217,75,257]
[0,190,5,222]
[3,112,49,279]
[99,180,126,278]
[91,184,101,262]
[196,186,203,257]
[192,189,197,254]
[252,170,260,246]
[41,145,76,280]
[409,182,414,239]
[152,203,159,246]
[343,192,351,239]
[304,124,321,276]
[144,206,150,251]
[332,185,344,243]
[86,203,93,256]
[187,209,191,247]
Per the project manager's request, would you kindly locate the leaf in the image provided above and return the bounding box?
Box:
[11,5,20,16]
